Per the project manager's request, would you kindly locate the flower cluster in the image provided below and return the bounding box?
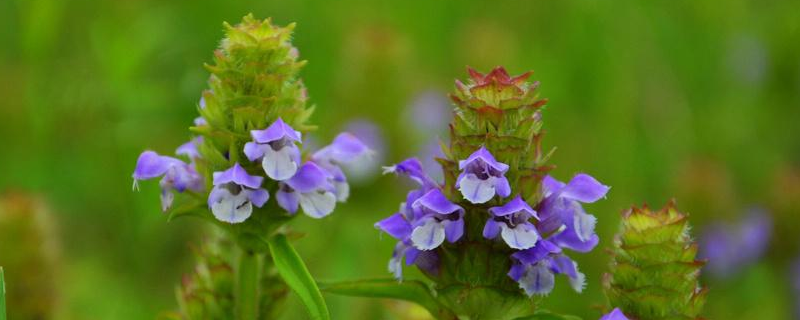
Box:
[375,67,609,301]
[131,16,371,229]
[134,118,371,223]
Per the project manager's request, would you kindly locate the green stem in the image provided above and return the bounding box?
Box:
[236,251,260,320]
[1,267,6,320]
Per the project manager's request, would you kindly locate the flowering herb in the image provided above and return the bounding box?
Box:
[332,67,609,320]
[130,15,371,320]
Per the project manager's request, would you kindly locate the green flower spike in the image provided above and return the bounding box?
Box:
[603,201,708,320]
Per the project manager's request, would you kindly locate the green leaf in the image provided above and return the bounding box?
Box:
[514,309,582,320]
[318,278,457,320]
[1,267,6,320]
[267,234,329,320]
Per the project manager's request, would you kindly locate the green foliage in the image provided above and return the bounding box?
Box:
[604,201,707,320]
[318,278,457,320]
[268,234,330,320]
[172,236,289,320]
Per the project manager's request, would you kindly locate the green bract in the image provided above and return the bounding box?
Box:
[604,201,707,320]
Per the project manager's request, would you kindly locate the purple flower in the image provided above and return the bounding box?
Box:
[340,120,385,182]
[508,240,586,296]
[207,163,269,224]
[383,158,439,190]
[409,189,465,250]
[537,174,609,253]
[700,207,772,278]
[375,189,439,280]
[312,132,373,202]
[176,137,203,161]
[244,118,303,181]
[456,147,511,204]
[276,162,337,218]
[599,308,629,320]
[484,196,540,249]
[132,151,203,212]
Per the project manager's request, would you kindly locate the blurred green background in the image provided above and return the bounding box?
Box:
[1,0,799,319]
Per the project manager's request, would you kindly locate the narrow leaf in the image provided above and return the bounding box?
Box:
[268,234,330,320]
[1,267,6,320]
[318,278,457,320]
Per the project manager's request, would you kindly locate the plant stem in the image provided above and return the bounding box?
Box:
[1,267,6,320]
[237,251,260,320]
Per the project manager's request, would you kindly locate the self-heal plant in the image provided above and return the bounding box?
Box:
[131,15,371,320]
[324,67,609,320]
[603,201,707,320]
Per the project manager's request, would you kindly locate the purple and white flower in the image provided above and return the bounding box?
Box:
[276,162,338,218]
[409,189,465,250]
[508,240,586,296]
[599,308,629,320]
[207,163,269,224]
[456,147,511,204]
[132,150,203,212]
[537,174,609,252]
[484,196,540,250]
[312,132,373,202]
[244,118,303,181]
[375,189,438,280]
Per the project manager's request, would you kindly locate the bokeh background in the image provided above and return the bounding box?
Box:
[1,0,799,319]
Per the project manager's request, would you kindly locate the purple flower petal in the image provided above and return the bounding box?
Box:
[443,218,464,243]
[212,163,263,189]
[248,188,270,207]
[383,158,438,189]
[276,186,299,214]
[560,174,609,203]
[243,142,267,162]
[412,189,464,217]
[251,117,301,143]
[375,213,413,240]
[512,240,561,265]
[489,196,538,219]
[133,151,180,181]
[599,308,629,320]
[176,137,202,160]
[458,146,509,173]
[313,132,372,164]
[285,162,331,193]
[483,218,502,239]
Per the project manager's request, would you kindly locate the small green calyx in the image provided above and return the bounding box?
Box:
[604,201,707,320]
